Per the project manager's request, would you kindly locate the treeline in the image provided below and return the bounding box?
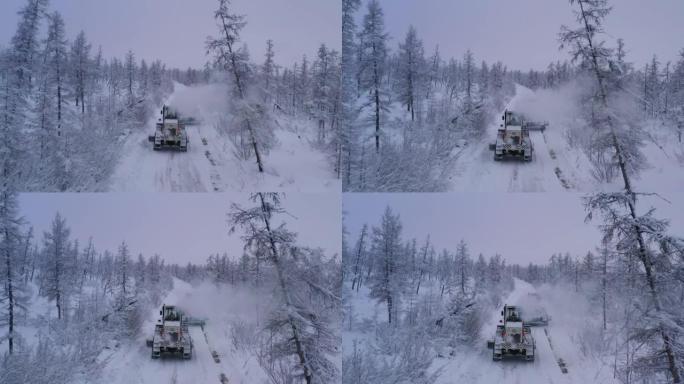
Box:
[207,0,341,175]
[641,53,684,128]
[341,0,517,192]
[0,0,182,191]
[514,234,684,383]
[340,0,684,192]
[512,35,684,141]
[342,206,514,383]
[0,191,178,383]
[224,193,341,384]
[343,198,684,383]
[74,192,342,384]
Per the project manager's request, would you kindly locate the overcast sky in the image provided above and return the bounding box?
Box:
[344,192,684,265]
[18,193,341,265]
[371,0,684,71]
[0,0,340,68]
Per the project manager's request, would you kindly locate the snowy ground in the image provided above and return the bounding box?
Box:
[431,279,618,384]
[108,83,340,192]
[449,84,684,192]
[344,278,619,384]
[98,279,270,384]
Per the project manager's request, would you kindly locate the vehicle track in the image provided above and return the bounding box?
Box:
[200,132,224,192]
[541,130,573,190]
[543,328,569,374]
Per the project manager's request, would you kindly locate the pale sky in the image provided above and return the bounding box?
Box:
[18,193,341,265]
[371,0,684,71]
[0,0,341,68]
[344,192,684,265]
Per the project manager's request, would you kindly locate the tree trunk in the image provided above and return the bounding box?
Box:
[351,227,366,291]
[577,1,680,380]
[219,16,264,174]
[3,225,14,354]
[373,42,381,153]
[602,246,607,331]
[258,194,312,384]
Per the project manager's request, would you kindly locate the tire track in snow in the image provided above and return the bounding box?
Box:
[543,328,569,374]
[199,323,231,384]
[541,130,573,190]
[197,124,225,192]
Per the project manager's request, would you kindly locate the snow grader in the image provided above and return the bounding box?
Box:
[489,110,547,162]
[147,304,205,360]
[148,105,188,152]
[487,305,536,361]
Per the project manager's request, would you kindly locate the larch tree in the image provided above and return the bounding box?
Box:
[396,25,424,122]
[0,177,26,354]
[455,240,470,295]
[350,223,368,292]
[560,0,681,381]
[69,31,91,115]
[358,0,389,153]
[207,0,270,173]
[42,212,71,320]
[39,12,70,191]
[341,0,361,186]
[261,39,276,102]
[368,206,403,324]
[229,193,339,384]
[1,0,49,189]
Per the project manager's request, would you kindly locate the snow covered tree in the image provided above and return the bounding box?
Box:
[358,0,389,152]
[69,30,91,115]
[414,235,430,295]
[350,224,368,291]
[124,50,136,106]
[454,240,470,295]
[0,0,49,189]
[425,45,441,99]
[41,212,71,320]
[0,180,26,354]
[207,0,274,173]
[368,206,403,324]
[34,12,71,191]
[396,25,424,122]
[341,0,362,186]
[560,7,680,380]
[229,193,339,383]
[261,39,276,102]
[312,44,339,143]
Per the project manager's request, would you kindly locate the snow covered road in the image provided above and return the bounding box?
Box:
[99,279,269,384]
[433,279,619,384]
[449,84,684,192]
[450,85,584,192]
[108,83,340,192]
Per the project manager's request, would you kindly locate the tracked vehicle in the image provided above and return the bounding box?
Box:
[147,304,193,359]
[487,304,535,361]
[148,105,188,152]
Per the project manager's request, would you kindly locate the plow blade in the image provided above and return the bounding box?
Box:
[185,317,207,326]
[524,122,548,131]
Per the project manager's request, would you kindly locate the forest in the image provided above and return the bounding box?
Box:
[0,192,341,384]
[0,0,342,192]
[341,0,684,192]
[342,201,684,383]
